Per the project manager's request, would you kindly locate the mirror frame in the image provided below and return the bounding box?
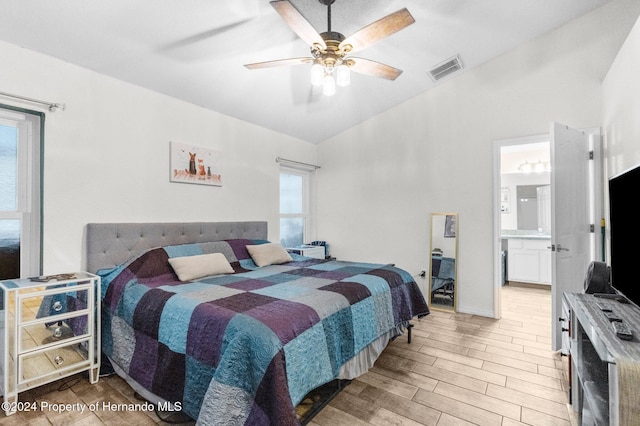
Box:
[429,212,458,312]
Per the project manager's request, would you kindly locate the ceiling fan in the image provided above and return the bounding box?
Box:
[244,0,415,96]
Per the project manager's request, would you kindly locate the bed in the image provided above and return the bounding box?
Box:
[86,221,429,425]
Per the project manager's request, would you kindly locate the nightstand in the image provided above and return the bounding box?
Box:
[0,272,100,415]
[286,245,326,259]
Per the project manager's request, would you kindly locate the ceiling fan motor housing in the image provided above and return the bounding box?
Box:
[312,32,351,67]
[320,31,345,43]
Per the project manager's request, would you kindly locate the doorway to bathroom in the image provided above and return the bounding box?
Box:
[499,140,551,289]
[493,124,602,351]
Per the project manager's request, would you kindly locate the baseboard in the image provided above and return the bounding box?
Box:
[506,281,551,290]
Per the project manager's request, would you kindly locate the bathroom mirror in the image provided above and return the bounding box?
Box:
[429,213,458,312]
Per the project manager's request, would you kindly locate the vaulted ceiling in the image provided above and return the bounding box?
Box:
[0,0,613,143]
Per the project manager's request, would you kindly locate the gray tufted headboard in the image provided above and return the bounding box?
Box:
[85,221,268,273]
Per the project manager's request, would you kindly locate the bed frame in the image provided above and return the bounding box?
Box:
[85,221,267,273]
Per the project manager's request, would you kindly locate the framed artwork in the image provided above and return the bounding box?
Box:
[170,141,222,186]
[444,214,456,238]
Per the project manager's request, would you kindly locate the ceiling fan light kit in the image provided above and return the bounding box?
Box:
[244,0,415,96]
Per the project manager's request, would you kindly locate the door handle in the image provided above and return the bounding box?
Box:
[556,244,570,252]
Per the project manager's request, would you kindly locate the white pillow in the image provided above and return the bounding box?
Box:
[168,252,234,281]
[246,243,292,267]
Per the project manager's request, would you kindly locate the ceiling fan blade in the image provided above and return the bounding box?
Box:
[348,57,403,80]
[340,8,415,54]
[244,57,313,69]
[270,0,326,49]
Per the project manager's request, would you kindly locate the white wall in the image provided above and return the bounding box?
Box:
[602,13,640,262]
[0,41,317,274]
[317,0,640,315]
[603,15,640,178]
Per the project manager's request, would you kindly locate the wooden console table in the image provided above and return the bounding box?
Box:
[562,292,640,425]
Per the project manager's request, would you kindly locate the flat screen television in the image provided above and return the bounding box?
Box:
[608,162,640,308]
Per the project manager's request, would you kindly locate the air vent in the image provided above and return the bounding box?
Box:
[428,55,464,82]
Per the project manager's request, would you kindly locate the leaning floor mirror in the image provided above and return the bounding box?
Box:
[429,213,458,312]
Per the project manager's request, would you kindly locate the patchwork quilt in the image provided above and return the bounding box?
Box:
[99,239,429,425]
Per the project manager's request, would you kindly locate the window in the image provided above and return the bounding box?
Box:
[0,106,43,279]
[279,167,314,247]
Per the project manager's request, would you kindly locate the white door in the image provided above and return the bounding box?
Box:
[550,122,594,351]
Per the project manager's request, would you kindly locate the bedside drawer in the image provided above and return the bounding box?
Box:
[286,246,325,259]
[0,272,100,414]
[19,338,91,384]
[19,286,90,323]
[19,314,90,353]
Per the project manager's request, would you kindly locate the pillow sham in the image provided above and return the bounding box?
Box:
[246,242,292,267]
[168,252,234,281]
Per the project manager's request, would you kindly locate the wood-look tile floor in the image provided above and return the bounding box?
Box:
[0,285,575,426]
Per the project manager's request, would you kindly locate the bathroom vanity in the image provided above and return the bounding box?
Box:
[503,232,552,285]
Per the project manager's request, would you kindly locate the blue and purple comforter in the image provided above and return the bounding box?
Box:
[99,239,429,425]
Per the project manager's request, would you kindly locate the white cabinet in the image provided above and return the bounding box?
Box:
[286,245,325,259]
[0,272,100,415]
[539,248,552,283]
[507,239,552,285]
